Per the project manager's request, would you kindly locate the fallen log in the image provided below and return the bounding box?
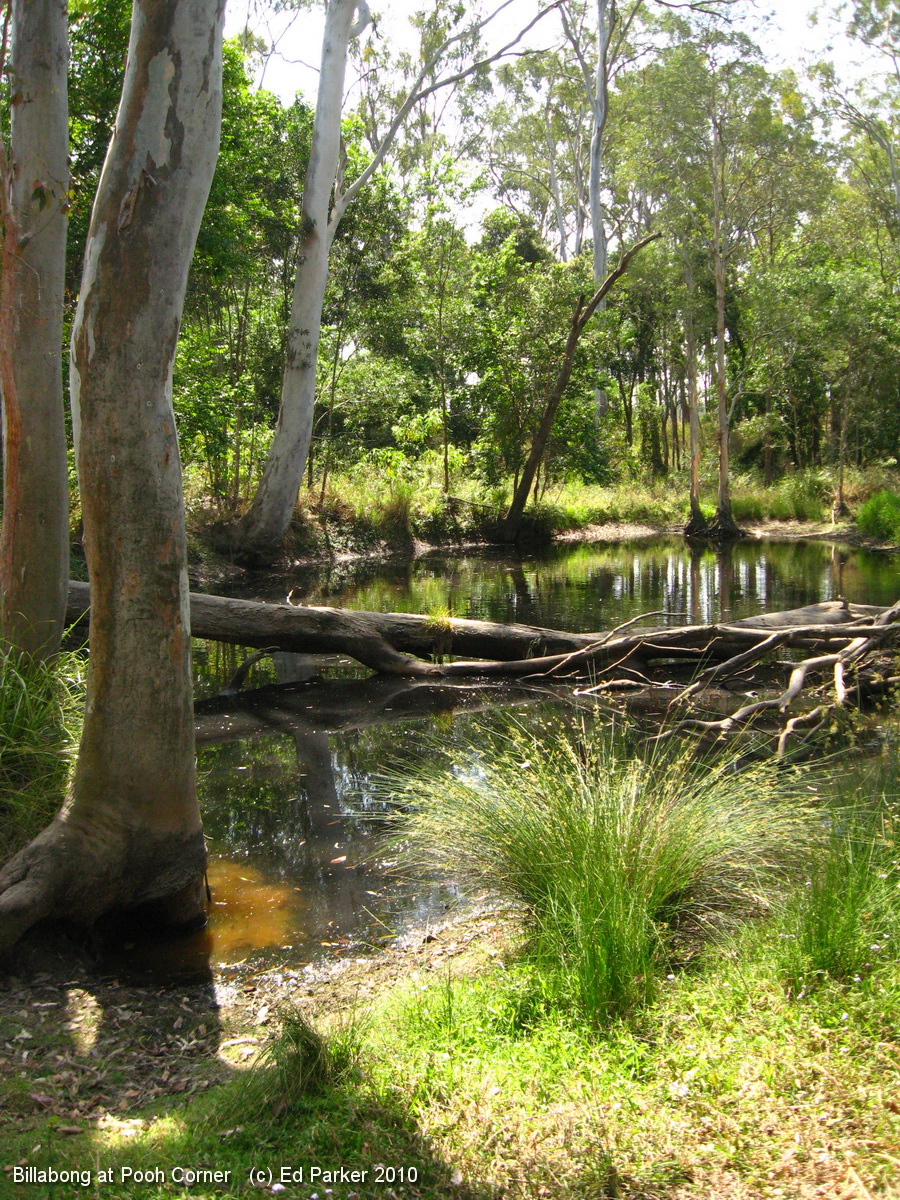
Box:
[67,582,899,753]
[66,581,884,679]
[67,580,599,675]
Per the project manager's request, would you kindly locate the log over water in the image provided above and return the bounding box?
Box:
[66,581,887,679]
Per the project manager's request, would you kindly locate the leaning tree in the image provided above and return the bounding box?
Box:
[0,0,224,954]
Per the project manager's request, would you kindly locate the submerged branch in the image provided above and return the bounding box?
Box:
[67,582,898,752]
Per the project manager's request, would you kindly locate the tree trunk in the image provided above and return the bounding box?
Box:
[763,390,773,487]
[0,0,224,956]
[232,0,359,566]
[834,387,851,520]
[682,252,706,537]
[589,0,611,421]
[710,128,740,541]
[0,0,69,662]
[502,233,660,541]
[501,304,584,541]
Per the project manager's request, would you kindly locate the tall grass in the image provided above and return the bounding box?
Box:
[857,489,900,542]
[388,724,817,1022]
[0,649,84,861]
[773,753,900,992]
[775,820,900,993]
[731,470,832,523]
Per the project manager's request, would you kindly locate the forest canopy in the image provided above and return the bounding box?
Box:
[59,0,900,546]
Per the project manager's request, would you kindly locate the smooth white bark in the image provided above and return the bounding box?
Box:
[236,0,557,563]
[234,0,359,561]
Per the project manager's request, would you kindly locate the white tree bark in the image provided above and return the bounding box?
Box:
[0,0,69,662]
[711,112,737,535]
[234,0,556,565]
[0,0,225,954]
[680,247,705,533]
[589,0,612,285]
[233,0,360,565]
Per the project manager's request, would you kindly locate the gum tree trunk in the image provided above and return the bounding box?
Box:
[0,0,69,661]
[0,0,224,956]
[231,0,363,566]
[710,116,740,540]
[232,0,551,566]
[681,248,706,537]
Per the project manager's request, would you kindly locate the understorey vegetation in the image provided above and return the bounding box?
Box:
[0,649,83,863]
[2,726,898,1199]
[49,0,900,563]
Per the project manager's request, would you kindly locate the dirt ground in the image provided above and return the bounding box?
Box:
[0,906,513,1136]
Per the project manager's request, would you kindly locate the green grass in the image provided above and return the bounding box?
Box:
[731,471,831,523]
[386,725,818,1022]
[0,648,84,861]
[775,819,900,993]
[4,920,898,1199]
[857,489,900,542]
[190,465,883,559]
[3,727,899,1199]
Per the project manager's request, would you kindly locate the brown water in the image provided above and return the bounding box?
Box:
[114,536,900,981]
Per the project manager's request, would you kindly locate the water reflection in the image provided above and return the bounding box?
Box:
[208,537,900,633]
[178,537,900,980]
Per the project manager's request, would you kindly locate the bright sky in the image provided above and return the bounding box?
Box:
[223,1,878,111]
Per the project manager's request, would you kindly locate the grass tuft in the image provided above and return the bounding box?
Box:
[775,810,900,993]
[0,648,84,861]
[857,488,900,542]
[388,724,817,1022]
[218,1007,365,1121]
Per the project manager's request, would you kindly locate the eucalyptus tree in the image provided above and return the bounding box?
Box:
[233,0,562,566]
[0,0,224,954]
[485,54,591,258]
[0,0,69,662]
[812,2,900,263]
[622,20,818,536]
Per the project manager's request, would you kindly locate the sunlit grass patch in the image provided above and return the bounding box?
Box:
[367,938,900,1199]
[386,724,817,1022]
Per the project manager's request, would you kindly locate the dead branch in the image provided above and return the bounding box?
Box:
[66,581,898,752]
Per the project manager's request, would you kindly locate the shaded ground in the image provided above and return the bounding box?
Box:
[0,907,511,1138]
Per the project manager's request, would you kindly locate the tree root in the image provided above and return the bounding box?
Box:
[0,815,206,958]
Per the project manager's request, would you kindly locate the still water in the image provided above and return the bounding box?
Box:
[121,537,900,980]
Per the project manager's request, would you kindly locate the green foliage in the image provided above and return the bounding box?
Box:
[857,489,900,541]
[388,724,816,1022]
[0,651,84,861]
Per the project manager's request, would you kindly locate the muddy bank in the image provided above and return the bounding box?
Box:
[0,906,513,1135]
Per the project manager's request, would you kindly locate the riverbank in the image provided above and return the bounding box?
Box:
[2,889,898,1200]
[177,472,900,580]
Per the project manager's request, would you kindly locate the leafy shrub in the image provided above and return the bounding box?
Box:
[857,490,900,542]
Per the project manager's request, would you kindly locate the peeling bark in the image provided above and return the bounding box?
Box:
[0,0,225,957]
